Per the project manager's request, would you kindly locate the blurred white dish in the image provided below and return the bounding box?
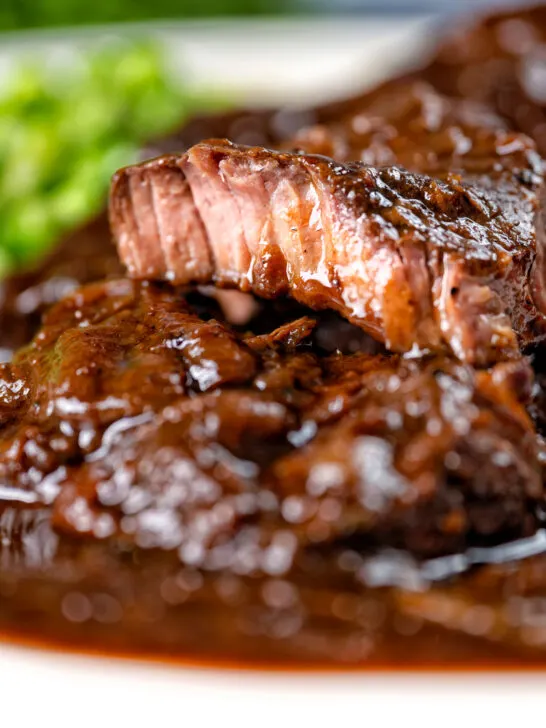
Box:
[0,16,433,106]
[2,638,546,727]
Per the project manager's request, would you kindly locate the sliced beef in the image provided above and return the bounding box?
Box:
[110,137,546,365]
[111,83,546,366]
[0,278,540,564]
[422,4,546,156]
[7,77,541,362]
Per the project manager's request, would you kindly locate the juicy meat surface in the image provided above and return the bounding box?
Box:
[0,278,541,563]
[422,4,546,157]
[110,134,546,365]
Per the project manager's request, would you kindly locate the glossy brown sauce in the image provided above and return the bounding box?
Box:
[3,513,546,668]
[4,6,546,669]
[0,269,545,668]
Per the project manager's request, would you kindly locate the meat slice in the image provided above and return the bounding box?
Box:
[110,137,546,365]
[0,278,541,564]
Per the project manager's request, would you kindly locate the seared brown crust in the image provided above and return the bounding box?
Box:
[110,134,546,366]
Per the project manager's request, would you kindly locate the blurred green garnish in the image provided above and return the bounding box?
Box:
[0,0,280,29]
[0,40,227,274]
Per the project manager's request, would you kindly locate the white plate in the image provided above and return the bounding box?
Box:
[2,639,546,726]
[1,17,543,727]
[0,16,434,106]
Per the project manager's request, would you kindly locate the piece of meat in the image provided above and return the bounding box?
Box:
[422,4,546,157]
[109,137,546,366]
[111,82,546,366]
[287,80,516,178]
[2,77,532,358]
[0,278,540,564]
[0,214,122,356]
[0,110,294,357]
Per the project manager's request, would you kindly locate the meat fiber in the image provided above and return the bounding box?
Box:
[110,135,546,365]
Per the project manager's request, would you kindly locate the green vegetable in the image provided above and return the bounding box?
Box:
[0,40,229,272]
[0,0,282,29]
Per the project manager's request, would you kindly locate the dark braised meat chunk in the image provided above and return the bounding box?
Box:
[110,137,546,366]
[0,214,121,356]
[287,80,516,179]
[422,4,546,156]
[0,278,540,565]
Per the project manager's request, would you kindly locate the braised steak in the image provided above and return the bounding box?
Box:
[109,134,546,365]
[1,5,546,667]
